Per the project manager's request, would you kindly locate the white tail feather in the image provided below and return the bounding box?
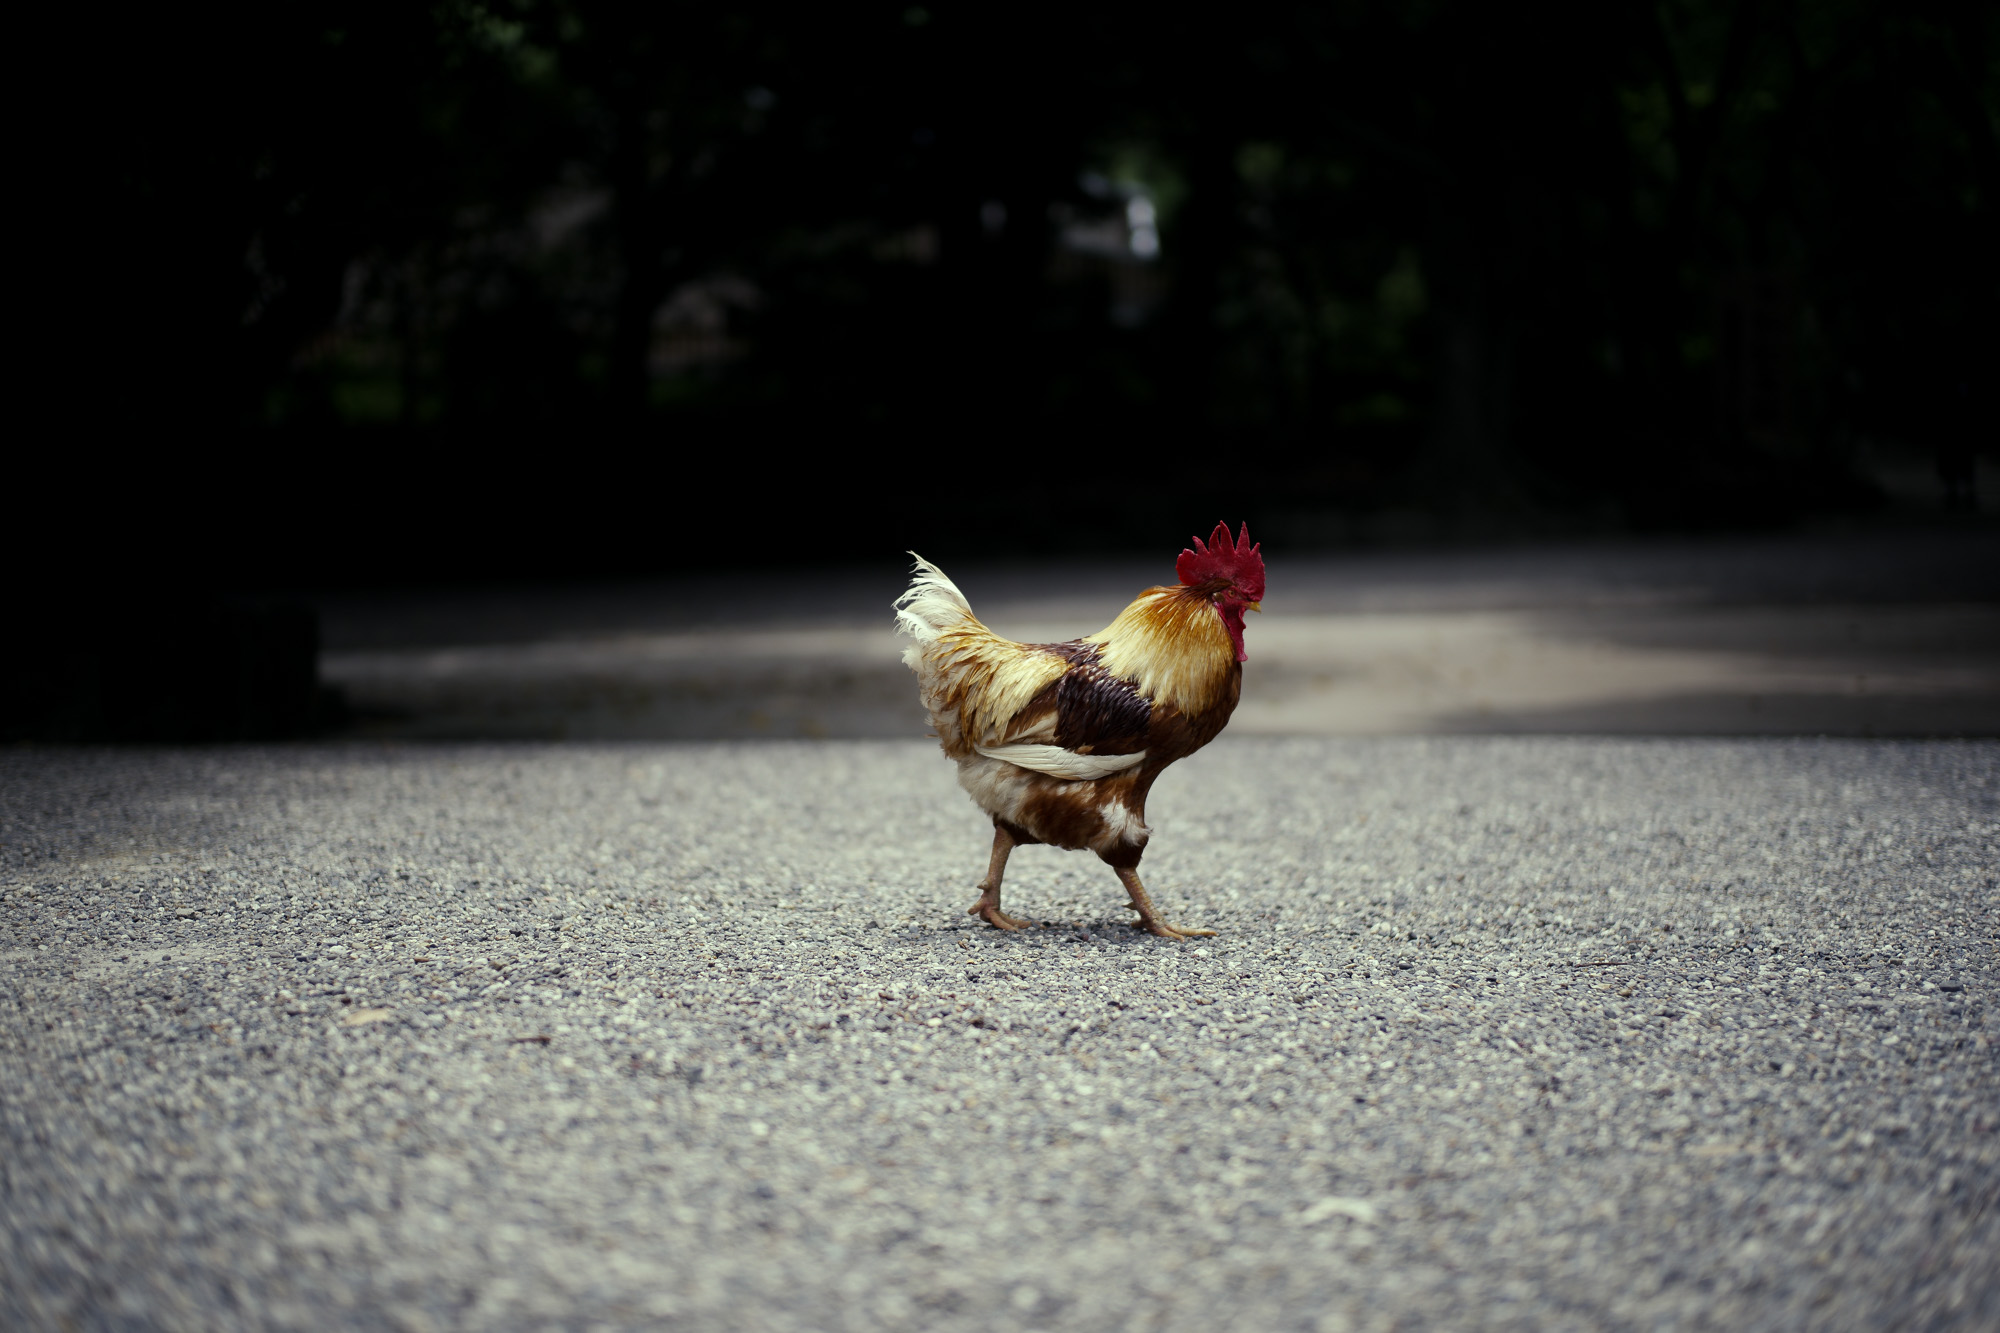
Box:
[896,553,1070,757]
[974,744,1148,780]
[893,553,974,642]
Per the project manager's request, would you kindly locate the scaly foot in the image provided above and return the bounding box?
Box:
[1113,868,1215,940]
[968,899,1031,930]
[1137,918,1218,940]
[966,827,1027,931]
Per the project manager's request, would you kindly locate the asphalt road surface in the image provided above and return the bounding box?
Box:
[317,531,2000,740]
[4,738,1995,1330]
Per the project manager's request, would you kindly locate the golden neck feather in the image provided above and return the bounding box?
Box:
[1085,586,1235,715]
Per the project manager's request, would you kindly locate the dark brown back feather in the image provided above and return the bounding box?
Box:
[1026,637,1240,771]
[1024,639,1151,757]
[1057,664,1152,754]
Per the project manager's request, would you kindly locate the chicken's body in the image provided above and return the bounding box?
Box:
[894,525,1263,938]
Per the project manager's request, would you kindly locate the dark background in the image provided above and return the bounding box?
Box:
[11,0,1998,739]
[37,0,1999,581]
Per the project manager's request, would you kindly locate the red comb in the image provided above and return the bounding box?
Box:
[1176,521,1264,601]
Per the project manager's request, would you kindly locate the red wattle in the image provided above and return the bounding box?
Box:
[1217,603,1248,662]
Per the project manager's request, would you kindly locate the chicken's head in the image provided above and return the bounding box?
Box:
[1177,521,1265,662]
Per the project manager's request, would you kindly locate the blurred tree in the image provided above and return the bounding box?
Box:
[39,0,1997,581]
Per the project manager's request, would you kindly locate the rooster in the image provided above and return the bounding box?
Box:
[894,522,1264,939]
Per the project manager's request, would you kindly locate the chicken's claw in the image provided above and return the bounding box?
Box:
[1114,867,1215,941]
[967,827,1029,930]
[970,902,1032,931]
[1140,920,1218,940]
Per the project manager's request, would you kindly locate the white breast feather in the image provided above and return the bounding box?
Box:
[972,744,1148,780]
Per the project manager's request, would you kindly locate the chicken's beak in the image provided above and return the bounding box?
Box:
[1246,601,1262,613]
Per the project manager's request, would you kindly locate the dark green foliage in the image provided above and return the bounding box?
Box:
[49,0,2000,569]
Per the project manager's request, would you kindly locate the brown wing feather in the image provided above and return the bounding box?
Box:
[1002,641,1155,756]
[1054,656,1152,755]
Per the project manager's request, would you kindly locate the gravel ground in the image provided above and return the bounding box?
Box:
[3,738,1996,1331]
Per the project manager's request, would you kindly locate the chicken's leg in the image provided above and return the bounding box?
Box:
[968,824,1031,930]
[1115,866,1216,940]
